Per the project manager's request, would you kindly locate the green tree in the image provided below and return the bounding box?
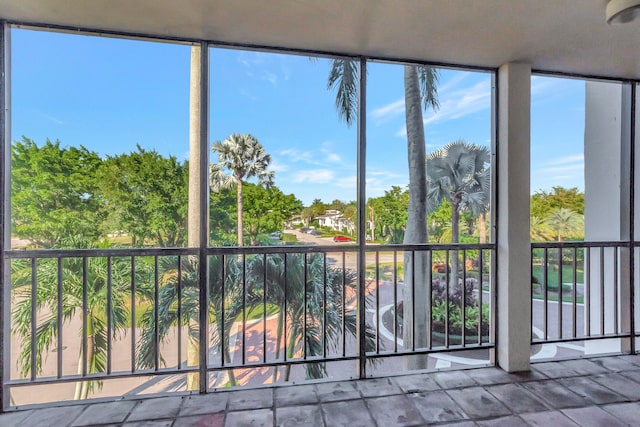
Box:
[97,146,188,247]
[427,141,490,288]
[210,134,274,246]
[328,60,439,366]
[11,237,149,399]
[545,207,584,242]
[530,186,584,218]
[242,183,303,245]
[377,186,409,243]
[11,137,105,248]
[530,216,553,242]
[209,188,237,246]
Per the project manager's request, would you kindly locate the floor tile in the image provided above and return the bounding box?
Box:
[432,370,477,389]
[407,390,469,424]
[173,413,225,427]
[126,396,182,422]
[357,377,402,397]
[0,410,34,427]
[393,372,441,393]
[315,381,360,402]
[520,410,579,427]
[531,361,579,379]
[562,406,628,427]
[276,405,323,427]
[465,368,513,385]
[446,387,510,419]
[19,405,85,427]
[321,400,374,427]
[590,356,639,372]
[485,383,548,413]
[225,409,273,427]
[590,372,640,400]
[71,400,138,426]
[557,359,609,376]
[226,388,274,411]
[366,394,423,426]
[180,393,228,416]
[476,415,528,427]
[558,376,626,404]
[601,401,640,425]
[273,384,318,407]
[521,380,588,409]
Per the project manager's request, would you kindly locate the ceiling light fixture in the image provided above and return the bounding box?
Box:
[606,0,640,24]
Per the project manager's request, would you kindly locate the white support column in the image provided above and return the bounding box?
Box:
[497,63,531,372]
[584,81,630,354]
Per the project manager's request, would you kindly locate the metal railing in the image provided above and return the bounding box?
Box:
[531,241,635,354]
[3,242,495,407]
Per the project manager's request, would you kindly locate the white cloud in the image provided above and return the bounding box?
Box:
[291,169,335,184]
[334,175,356,189]
[370,99,405,125]
[269,159,289,172]
[279,148,314,163]
[423,79,491,125]
[543,154,584,166]
[320,141,342,163]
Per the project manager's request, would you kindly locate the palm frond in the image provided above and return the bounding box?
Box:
[327,59,359,126]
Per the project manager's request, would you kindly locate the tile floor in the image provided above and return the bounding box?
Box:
[3,355,640,426]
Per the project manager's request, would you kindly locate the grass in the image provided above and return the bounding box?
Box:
[532,263,584,292]
[280,233,297,243]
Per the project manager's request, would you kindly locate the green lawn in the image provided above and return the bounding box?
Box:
[532,263,583,292]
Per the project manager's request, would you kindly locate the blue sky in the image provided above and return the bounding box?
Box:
[11,28,586,205]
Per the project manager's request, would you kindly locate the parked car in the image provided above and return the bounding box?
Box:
[333,235,352,242]
[308,230,322,236]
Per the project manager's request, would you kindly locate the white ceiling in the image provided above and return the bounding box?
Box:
[1,0,640,79]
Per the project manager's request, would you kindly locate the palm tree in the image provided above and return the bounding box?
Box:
[248,252,376,381]
[530,215,553,242]
[427,140,491,289]
[210,134,274,246]
[136,254,252,388]
[545,207,583,242]
[328,60,439,368]
[11,237,148,400]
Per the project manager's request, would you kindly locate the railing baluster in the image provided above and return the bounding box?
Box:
[375,251,380,353]
[393,250,398,353]
[427,249,432,350]
[56,257,63,379]
[82,257,88,378]
[221,255,226,367]
[445,250,450,348]
[30,258,37,381]
[601,246,605,336]
[543,248,548,341]
[263,253,268,364]
[572,247,577,339]
[323,253,328,358]
[154,256,159,371]
[303,253,308,360]
[107,256,112,375]
[478,249,483,345]
[130,256,136,373]
[586,247,591,337]
[614,247,619,335]
[342,251,346,357]
[283,253,288,363]
[177,256,182,368]
[462,250,467,347]
[412,250,416,351]
[242,255,247,366]
[558,248,563,340]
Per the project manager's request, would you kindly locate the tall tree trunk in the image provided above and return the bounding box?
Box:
[73,334,94,400]
[478,212,487,244]
[237,178,243,246]
[451,204,460,291]
[283,330,298,382]
[402,65,430,369]
[186,45,202,391]
[272,310,284,382]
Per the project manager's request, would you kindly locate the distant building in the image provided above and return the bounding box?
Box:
[316,210,354,234]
